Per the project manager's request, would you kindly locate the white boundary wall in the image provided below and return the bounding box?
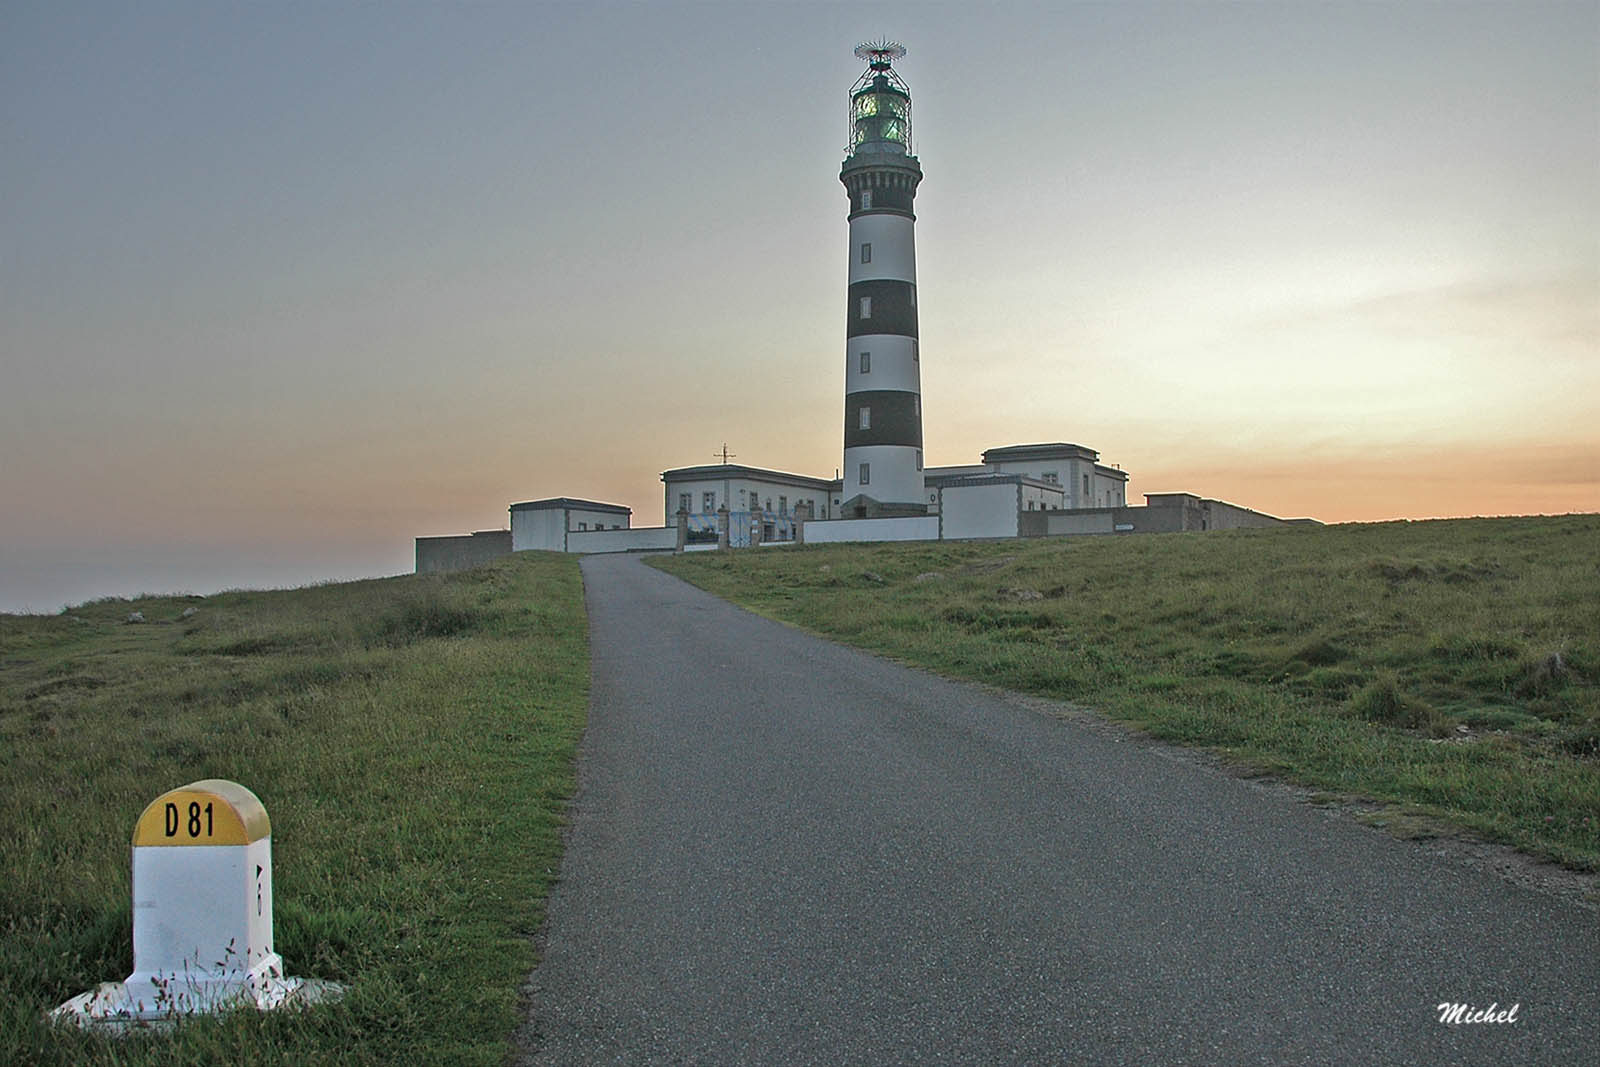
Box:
[941,482,1020,540]
[804,515,939,545]
[566,527,676,554]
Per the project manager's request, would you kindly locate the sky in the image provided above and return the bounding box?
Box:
[2,1,1596,613]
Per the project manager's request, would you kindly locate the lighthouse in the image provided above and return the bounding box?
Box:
[840,41,926,516]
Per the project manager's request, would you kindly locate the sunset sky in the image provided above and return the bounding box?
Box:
[3,2,1596,612]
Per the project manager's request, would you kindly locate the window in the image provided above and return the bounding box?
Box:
[912,339,918,362]
[778,496,787,515]
[859,462,870,486]
[860,295,872,319]
[913,396,920,416]
[859,351,870,374]
[1042,471,1059,485]
[1083,474,1090,496]
[578,522,587,531]
[678,493,690,514]
[909,287,915,306]
[860,243,872,264]
[916,449,923,470]
[703,491,716,512]
[861,189,873,210]
[859,406,871,430]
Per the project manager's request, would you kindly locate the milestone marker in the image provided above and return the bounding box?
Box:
[52,779,338,1028]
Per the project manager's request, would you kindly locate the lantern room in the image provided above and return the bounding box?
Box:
[848,41,913,155]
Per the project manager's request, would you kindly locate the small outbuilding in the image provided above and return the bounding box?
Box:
[510,498,632,553]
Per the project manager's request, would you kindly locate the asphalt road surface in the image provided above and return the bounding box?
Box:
[516,553,1597,1065]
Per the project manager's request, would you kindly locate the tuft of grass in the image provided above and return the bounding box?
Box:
[650,514,1600,871]
[1289,637,1348,668]
[0,552,588,1065]
[368,589,480,646]
[1348,673,1449,736]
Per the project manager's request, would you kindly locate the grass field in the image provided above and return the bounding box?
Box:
[651,515,1600,872]
[0,552,587,1065]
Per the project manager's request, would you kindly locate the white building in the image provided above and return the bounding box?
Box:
[658,464,836,547]
[656,441,1131,547]
[661,465,836,525]
[509,498,632,553]
[925,444,1128,512]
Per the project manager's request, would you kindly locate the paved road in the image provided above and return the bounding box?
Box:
[517,553,1597,1065]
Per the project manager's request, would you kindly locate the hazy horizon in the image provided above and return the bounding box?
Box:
[4,2,1596,614]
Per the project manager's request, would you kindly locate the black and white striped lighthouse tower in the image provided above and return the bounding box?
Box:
[840,41,925,515]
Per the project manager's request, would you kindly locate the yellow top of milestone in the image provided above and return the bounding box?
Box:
[132,779,271,846]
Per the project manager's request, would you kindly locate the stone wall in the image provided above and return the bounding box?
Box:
[1023,493,1299,540]
[415,531,512,574]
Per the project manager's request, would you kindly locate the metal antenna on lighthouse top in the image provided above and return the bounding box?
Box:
[854,40,906,69]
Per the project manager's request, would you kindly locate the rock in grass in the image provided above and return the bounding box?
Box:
[180,606,199,619]
[914,572,942,583]
[126,611,145,624]
[861,571,886,584]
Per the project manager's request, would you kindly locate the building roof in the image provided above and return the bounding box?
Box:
[415,529,511,543]
[923,464,989,478]
[982,442,1101,464]
[931,472,1065,490]
[661,464,840,492]
[509,497,632,514]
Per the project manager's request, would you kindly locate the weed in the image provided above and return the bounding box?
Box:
[1517,650,1578,698]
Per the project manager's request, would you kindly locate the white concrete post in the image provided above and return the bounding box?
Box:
[51,779,337,1027]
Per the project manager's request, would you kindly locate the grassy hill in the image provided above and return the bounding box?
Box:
[651,515,1600,872]
[5,515,1594,1059]
[0,553,587,1065]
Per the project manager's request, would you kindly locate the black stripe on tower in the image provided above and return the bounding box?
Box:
[846,279,918,339]
[846,182,917,216]
[843,169,922,218]
[844,390,923,448]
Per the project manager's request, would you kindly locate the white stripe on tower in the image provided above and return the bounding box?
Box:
[841,41,925,513]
